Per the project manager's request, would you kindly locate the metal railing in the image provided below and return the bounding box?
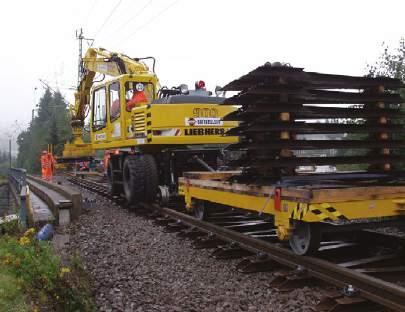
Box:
[8,168,29,228]
[9,168,27,192]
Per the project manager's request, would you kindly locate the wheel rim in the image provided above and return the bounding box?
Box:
[157,186,170,206]
[289,222,320,255]
[107,164,113,193]
[194,201,206,220]
[123,162,131,200]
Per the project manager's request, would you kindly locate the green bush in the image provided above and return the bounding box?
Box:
[0,230,95,311]
[0,219,22,236]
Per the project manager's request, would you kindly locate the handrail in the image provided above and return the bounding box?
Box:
[8,168,28,228]
[8,167,27,194]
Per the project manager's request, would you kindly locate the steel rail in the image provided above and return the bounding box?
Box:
[159,206,405,312]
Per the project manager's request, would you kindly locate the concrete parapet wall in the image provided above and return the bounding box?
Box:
[27,175,82,222]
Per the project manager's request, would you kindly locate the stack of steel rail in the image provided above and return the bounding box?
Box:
[222,63,405,179]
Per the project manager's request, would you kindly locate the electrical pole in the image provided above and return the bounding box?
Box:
[76,28,84,87]
[32,86,37,122]
[9,139,11,168]
[76,29,94,87]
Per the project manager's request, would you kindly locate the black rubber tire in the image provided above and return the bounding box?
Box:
[123,154,159,205]
[143,155,159,202]
[107,161,122,196]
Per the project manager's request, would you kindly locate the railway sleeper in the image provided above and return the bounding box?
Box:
[315,290,383,312]
[269,268,323,292]
[163,220,187,232]
[177,228,207,239]
[211,245,253,260]
[193,235,226,249]
[236,256,284,274]
[153,216,172,226]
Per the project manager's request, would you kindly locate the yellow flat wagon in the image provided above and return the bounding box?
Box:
[180,171,405,254]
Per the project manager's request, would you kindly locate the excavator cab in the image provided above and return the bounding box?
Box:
[90,72,159,146]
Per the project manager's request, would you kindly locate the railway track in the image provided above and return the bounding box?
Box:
[67,174,405,312]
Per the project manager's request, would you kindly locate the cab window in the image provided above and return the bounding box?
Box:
[92,87,106,129]
[125,82,154,112]
[109,82,120,121]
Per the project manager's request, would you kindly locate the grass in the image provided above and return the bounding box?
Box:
[0,271,27,312]
[0,224,95,312]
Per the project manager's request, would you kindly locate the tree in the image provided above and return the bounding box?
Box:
[367,38,405,98]
[36,89,53,124]
[50,91,73,155]
[367,38,405,133]
[16,88,72,173]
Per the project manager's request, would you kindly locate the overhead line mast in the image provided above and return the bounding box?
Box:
[75,29,94,88]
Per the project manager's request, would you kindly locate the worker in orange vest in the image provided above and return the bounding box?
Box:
[41,151,48,179]
[126,87,148,111]
[41,150,55,181]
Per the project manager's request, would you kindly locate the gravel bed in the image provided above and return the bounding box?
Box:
[64,184,324,312]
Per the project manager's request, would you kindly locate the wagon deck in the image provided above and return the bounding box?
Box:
[180,171,405,202]
[180,171,405,247]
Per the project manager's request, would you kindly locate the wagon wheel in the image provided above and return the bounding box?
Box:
[289,222,321,255]
[193,200,208,221]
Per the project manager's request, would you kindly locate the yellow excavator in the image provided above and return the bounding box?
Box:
[62,47,237,205]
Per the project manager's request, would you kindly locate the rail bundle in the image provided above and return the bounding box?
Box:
[222,63,405,180]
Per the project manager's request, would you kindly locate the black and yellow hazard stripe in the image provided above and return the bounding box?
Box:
[290,205,299,219]
[146,110,152,142]
[320,203,347,220]
[310,203,347,221]
[308,207,332,221]
[290,203,347,221]
[290,203,310,220]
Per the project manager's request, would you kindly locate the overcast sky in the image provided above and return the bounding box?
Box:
[0,0,404,149]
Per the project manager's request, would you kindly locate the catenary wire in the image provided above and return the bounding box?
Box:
[116,0,180,46]
[108,0,153,39]
[82,0,100,30]
[93,0,124,43]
